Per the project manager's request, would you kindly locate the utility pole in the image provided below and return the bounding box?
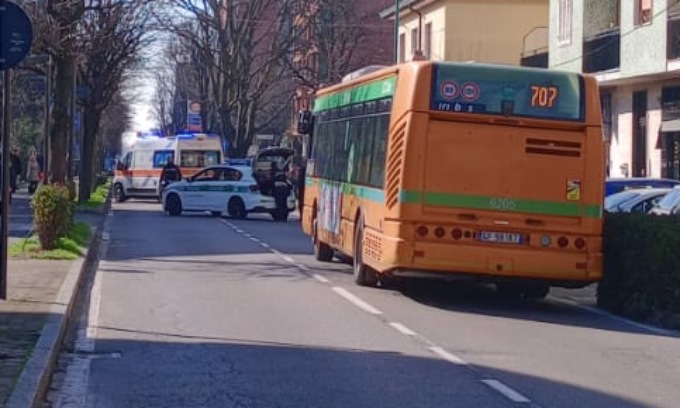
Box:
[44,55,51,183]
[394,0,400,63]
[0,70,10,300]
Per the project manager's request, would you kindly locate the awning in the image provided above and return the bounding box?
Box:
[661,119,680,133]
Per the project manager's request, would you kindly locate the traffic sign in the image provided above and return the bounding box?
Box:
[0,0,34,71]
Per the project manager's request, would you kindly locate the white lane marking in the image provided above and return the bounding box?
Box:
[53,227,107,407]
[481,379,531,403]
[389,322,417,336]
[260,243,270,249]
[332,287,383,315]
[313,274,330,283]
[249,238,259,243]
[551,296,679,337]
[282,255,295,263]
[298,264,310,271]
[429,346,467,366]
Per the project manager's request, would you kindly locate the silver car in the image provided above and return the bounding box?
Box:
[604,188,671,214]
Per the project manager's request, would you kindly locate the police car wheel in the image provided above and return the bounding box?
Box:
[166,194,182,216]
[228,197,247,219]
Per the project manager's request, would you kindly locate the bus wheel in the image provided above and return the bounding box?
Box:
[353,223,378,287]
[313,218,333,262]
[166,194,182,216]
[114,184,127,203]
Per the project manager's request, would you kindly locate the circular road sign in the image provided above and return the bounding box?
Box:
[0,0,34,71]
[461,82,480,101]
[440,80,459,100]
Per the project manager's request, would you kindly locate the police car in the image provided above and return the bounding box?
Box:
[161,149,297,221]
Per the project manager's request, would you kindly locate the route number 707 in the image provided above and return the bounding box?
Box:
[531,86,558,108]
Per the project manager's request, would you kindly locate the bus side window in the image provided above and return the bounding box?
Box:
[369,115,389,188]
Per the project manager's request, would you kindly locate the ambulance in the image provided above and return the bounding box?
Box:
[113,133,224,202]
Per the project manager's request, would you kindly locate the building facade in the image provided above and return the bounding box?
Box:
[288,0,394,148]
[380,0,549,65]
[549,0,680,179]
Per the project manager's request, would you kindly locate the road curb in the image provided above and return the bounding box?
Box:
[5,189,112,408]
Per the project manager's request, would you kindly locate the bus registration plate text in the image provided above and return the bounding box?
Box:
[479,231,523,245]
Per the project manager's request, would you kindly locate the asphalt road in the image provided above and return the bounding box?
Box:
[44,200,680,408]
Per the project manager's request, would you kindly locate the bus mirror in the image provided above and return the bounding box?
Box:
[297,110,312,134]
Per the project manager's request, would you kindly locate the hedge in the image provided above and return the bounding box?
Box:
[598,213,680,330]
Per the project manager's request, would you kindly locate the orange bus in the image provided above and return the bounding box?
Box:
[298,61,604,299]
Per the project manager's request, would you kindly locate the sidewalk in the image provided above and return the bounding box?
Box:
[0,187,107,407]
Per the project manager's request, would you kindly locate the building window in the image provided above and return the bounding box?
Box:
[399,33,406,62]
[635,0,653,25]
[424,23,432,59]
[558,0,573,44]
[411,27,419,56]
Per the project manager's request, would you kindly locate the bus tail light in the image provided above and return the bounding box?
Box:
[434,227,445,238]
[557,237,569,248]
[574,238,586,250]
[249,184,259,192]
[417,226,429,237]
[452,229,463,240]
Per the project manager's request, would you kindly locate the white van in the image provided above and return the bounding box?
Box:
[113,133,224,202]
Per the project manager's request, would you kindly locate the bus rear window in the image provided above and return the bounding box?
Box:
[430,63,584,121]
[180,150,221,168]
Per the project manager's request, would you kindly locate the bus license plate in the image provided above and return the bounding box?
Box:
[479,231,523,245]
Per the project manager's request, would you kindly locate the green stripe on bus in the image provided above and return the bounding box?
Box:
[307,178,385,202]
[313,76,397,113]
[401,190,602,218]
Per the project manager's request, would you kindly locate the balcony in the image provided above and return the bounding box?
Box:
[667,15,680,60]
[582,29,620,73]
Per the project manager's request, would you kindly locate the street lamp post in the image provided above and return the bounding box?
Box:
[394,0,400,64]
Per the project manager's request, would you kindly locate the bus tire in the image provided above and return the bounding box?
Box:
[166,194,182,216]
[114,183,127,203]
[353,222,378,287]
[313,218,333,262]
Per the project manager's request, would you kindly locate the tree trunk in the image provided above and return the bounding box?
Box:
[50,56,74,184]
[79,107,101,202]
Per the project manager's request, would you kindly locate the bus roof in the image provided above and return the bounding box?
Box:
[313,61,588,115]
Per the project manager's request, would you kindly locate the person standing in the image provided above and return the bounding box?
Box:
[26,151,41,195]
[9,147,21,194]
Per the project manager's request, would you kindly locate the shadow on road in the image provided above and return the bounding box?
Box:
[393,279,680,338]
[52,331,651,408]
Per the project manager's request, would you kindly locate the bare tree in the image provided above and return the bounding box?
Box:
[75,0,156,201]
[287,0,371,91]
[156,0,299,155]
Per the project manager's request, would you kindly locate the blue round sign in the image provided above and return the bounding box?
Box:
[0,0,34,71]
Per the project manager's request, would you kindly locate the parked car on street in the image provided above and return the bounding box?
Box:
[604,188,671,214]
[649,186,680,216]
[161,148,297,221]
[605,177,680,197]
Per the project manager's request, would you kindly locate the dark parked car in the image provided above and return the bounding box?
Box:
[604,188,671,214]
[605,178,680,197]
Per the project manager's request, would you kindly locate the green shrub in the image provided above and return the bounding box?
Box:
[31,184,74,250]
[598,213,680,329]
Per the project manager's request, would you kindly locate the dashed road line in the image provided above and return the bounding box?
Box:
[429,346,468,366]
[312,274,329,283]
[332,287,383,315]
[220,218,538,406]
[389,322,417,336]
[481,379,531,404]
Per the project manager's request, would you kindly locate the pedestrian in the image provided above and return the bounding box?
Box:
[26,151,41,195]
[9,147,21,194]
[159,156,182,198]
